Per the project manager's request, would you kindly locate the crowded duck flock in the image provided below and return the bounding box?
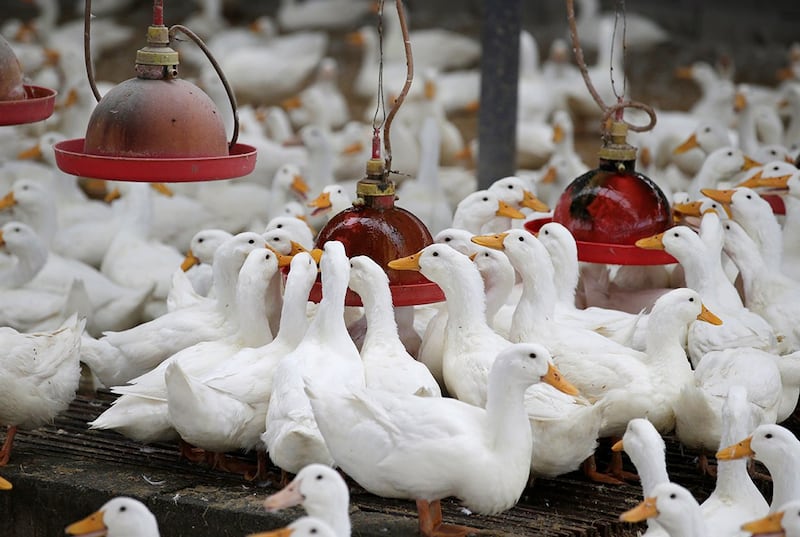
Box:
[3,0,800,536]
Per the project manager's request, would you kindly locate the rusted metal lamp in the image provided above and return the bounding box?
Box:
[310,0,443,307]
[53,0,256,182]
[0,33,57,126]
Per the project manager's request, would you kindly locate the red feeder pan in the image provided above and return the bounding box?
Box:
[53,138,257,182]
[0,85,57,126]
[525,217,677,265]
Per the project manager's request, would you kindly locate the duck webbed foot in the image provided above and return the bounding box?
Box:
[416,499,480,537]
[581,454,625,485]
[0,426,18,466]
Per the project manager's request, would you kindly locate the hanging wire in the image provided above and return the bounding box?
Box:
[83,0,102,102]
[382,0,414,174]
[371,0,387,134]
[565,0,655,133]
[609,0,628,103]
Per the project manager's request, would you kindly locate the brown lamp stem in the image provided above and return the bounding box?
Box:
[83,0,101,103]
[382,0,414,174]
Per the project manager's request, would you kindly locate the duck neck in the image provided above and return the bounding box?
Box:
[309,253,354,349]
[4,237,48,287]
[435,257,489,335]
[736,102,758,154]
[724,239,769,308]
[510,245,557,340]
[308,138,334,192]
[637,456,669,499]
[121,185,154,240]
[234,269,274,347]
[485,363,533,452]
[306,496,351,537]
[358,276,402,357]
[213,249,246,315]
[482,266,514,326]
[643,310,694,389]
[265,273,284,338]
[272,271,311,349]
[739,212,784,269]
[21,193,57,245]
[770,446,800,511]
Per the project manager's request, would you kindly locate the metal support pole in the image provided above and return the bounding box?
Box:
[477,0,521,189]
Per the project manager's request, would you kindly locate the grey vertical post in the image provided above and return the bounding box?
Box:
[477,0,522,189]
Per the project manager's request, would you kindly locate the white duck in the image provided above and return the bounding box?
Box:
[180,229,233,298]
[687,146,760,199]
[264,216,316,252]
[738,163,800,281]
[91,244,279,444]
[635,223,779,364]
[389,244,601,480]
[79,232,267,389]
[307,343,578,537]
[348,255,441,397]
[262,464,350,537]
[703,187,784,271]
[451,190,525,234]
[65,497,160,537]
[612,419,669,537]
[0,221,151,336]
[720,219,800,353]
[693,385,770,537]
[484,175,549,233]
[306,184,354,228]
[165,252,317,476]
[263,241,364,474]
[0,315,84,465]
[717,423,800,512]
[620,482,707,537]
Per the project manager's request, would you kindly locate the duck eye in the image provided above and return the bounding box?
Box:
[507,184,513,189]
[482,197,488,202]
[316,474,323,480]
[248,239,255,244]
[119,506,127,512]
[432,251,439,257]
[746,194,752,199]
[673,232,679,237]
[669,493,677,499]
[444,237,451,242]
[14,227,20,232]
[311,530,317,535]
[766,433,773,439]
[518,236,524,241]
[277,224,283,228]
[689,297,694,302]
[727,151,733,156]
[198,238,204,243]
[704,127,710,133]
[528,352,537,359]
[544,229,549,235]
[265,253,271,260]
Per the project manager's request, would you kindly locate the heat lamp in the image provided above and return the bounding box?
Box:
[309,0,443,307]
[52,0,256,182]
[0,34,57,126]
[525,0,676,266]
